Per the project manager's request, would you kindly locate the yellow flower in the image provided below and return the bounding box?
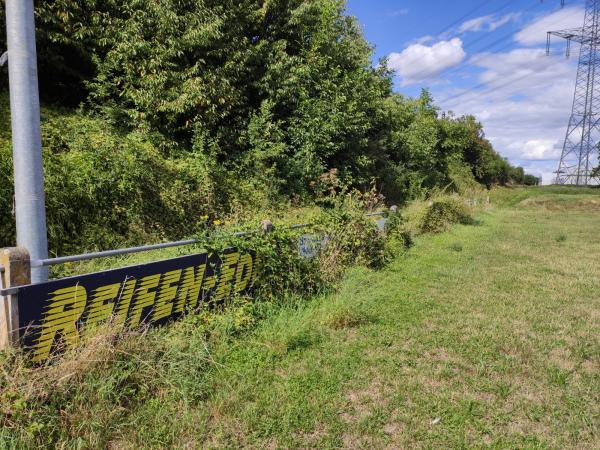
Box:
[213,220,222,226]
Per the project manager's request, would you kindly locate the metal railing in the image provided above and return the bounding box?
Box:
[0,212,387,278]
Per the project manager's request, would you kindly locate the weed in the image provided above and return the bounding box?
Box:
[323,305,373,330]
[450,242,463,252]
[547,365,570,387]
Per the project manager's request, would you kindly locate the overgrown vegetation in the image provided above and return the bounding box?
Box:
[1,0,537,255]
[0,185,468,447]
[0,187,597,448]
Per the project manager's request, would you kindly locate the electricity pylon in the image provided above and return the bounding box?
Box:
[547,0,600,185]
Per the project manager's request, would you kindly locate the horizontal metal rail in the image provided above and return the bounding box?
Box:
[0,211,387,275]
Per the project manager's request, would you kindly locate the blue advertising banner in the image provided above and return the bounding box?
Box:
[16,248,258,362]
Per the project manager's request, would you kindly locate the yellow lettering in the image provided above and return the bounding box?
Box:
[113,278,137,330]
[84,283,121,329]
[234,253,254,293]
[213,251,240,301]
[250,253,260,288]
[32,285,87,362]
[174,265,206,313]
[128,274,161,328]
[151,269,182,322]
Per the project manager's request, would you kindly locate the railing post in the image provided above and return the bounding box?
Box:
[0,247,30,349]
[261,220,273,233]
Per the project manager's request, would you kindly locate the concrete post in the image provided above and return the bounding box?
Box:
[0,247,30,349]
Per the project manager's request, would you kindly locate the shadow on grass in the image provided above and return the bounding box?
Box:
[462,217,484,227]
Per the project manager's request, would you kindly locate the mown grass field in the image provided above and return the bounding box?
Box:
[175,187,599,449]
[2,187,599,449]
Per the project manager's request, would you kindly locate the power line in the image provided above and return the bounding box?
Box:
[456,0,518,39]
[410,0,583,86]
[551,0,600,185]
[461,1,538,50]
[436,4,584,104]
[440,56,558,103]
[407,0,539,85]
[433,2,581,84]
[431,0,498,38]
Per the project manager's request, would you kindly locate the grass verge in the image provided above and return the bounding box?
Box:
[1,187,599,448]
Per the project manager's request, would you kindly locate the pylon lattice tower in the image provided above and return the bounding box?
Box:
[547,0,600,185]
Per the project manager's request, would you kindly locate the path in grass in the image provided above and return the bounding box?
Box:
[159,190,600,448]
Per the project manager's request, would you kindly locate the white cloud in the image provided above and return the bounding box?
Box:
[459,15,492,33]
[388,8,409,17]
[408,35,435,45]
[515,6,584,46]
[389,38,466,86]
[458,13,520,34]
[438,47,582,184]
[513,139,562,160]
[397,5,595,183]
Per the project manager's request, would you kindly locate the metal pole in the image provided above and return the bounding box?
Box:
[5,0,49,283]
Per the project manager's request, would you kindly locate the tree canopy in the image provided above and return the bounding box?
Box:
[0,0,539,253]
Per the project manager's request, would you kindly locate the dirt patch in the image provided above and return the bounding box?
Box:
[341,379,393,423]
[549,347,576,371]
[342,432,377,449]
[581,359,599,375]
[294,423,328,446]
[383,415,406,436]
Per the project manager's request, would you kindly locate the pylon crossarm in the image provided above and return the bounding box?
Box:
[549,29,585,41]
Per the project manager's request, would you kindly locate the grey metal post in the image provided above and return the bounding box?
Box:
[5,0,49,282]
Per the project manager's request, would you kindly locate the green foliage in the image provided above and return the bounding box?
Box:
[523,174,541,186]
[0,98,275,255]
[0,0,535,254]
[316,190,391,278]
[205,225,326,301]
[200,189,405,302]
[2,188,598,448]
[450,242,463,252]
[419,196,473,234]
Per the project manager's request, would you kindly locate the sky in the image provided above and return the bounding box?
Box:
[346,0,588,184]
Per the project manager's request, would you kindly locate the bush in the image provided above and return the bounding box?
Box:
[203,224,327,302]
[0,102,276,255]
[419,196,473,234]
[315,190,392,280]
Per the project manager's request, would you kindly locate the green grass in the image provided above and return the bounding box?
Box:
[2,187,599,448]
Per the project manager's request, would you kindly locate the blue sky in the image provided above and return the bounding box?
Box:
[346,0,590,183]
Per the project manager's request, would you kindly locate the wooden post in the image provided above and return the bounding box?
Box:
[0,247,30,349]
[261,220,273,233]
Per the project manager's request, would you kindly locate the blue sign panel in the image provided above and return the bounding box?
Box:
[16,248,258,362]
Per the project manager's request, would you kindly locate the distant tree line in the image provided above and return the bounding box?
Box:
[0,0,541,253]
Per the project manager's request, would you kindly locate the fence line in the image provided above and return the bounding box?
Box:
[0,212,386,277]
